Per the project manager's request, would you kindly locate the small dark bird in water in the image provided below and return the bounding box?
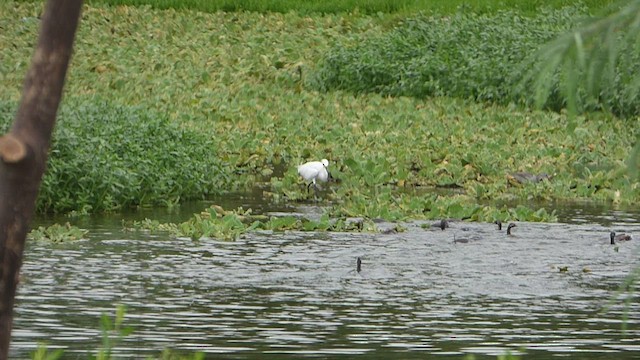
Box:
[380,227,397,235]
[437,219,449,230]
[494,220,502,231]
[610,231,632,245]
[507,223,516,236]
[356,257,362,273]
[453,234,470,244]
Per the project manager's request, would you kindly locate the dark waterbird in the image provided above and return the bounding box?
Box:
[434,219,449,230]
[610,231,632,245]
[507,223,516,236]
[453,234,470,244]
[356,257,362,273]
[494,220,502,230]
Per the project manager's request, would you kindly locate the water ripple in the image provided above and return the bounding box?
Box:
[11,220,640,359]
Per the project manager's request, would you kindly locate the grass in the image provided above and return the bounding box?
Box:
[311,6,582,106]
[78,0,617,15]
[311,4,640,118]
[0,1,638,220]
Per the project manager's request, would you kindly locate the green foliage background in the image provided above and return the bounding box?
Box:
[0,1,638,219]
[311,5,640,117]
[78,0,616,16]
[312,7,582,101]
[0,99,228,213]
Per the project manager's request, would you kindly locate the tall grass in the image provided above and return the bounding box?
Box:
[312,7,586,102]
[311,4,640,117]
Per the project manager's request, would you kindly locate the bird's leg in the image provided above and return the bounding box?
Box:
[312,183,321,201]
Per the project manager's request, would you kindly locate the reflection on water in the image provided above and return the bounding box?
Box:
[12,201,640,359]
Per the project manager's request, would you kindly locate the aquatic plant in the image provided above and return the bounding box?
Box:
[29,305,207,360]
[28,223,88,243]
[30,344,63,360]
[1,2,638,221]
[327,190,558,222]
[94,305,134,360]
[124,218,176,233]
[130,205,377,240]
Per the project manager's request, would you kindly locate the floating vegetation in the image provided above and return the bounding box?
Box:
[129,205,377,240]
[28,223,88,243]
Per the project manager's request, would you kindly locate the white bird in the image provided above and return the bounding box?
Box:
[297,159,330,192]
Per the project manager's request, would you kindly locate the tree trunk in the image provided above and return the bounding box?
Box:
[0,1,83,358]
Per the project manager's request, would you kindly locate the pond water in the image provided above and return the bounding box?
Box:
[10,194,640,359]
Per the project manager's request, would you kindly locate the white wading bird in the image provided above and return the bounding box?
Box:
[297,158,330,192]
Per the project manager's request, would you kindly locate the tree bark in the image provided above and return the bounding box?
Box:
[0,1,83,358]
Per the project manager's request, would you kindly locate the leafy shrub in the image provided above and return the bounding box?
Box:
[0,99,229,213]
[311,5,640,116]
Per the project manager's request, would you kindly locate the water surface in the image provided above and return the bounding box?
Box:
[11,198,640,359]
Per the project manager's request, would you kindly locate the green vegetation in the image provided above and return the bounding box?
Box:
[524,0,640,118]
[28,223,88,242]
[0,100,229,213]
[95,305,134,360]
[79,0,616,16]
[31,344,63,360]
[30,305,524,359]
[311,5,640,117]
[0,1,638,222]
[4,2,636,359]
[312,7,583,104]
[130,202,555,241]
[32,305,205,360]
[129,204,378,240]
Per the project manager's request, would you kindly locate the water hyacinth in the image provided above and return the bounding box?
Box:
[1,1,638,221]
